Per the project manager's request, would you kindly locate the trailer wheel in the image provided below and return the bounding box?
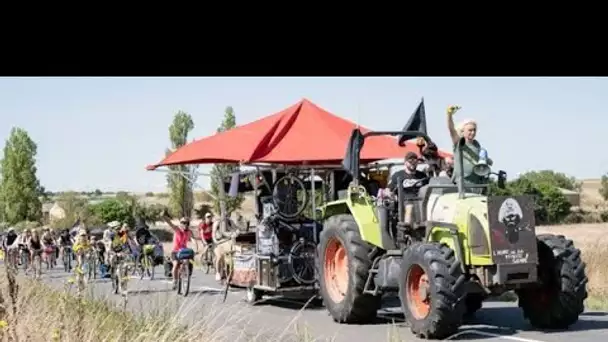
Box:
[399,243,466,339]
[516,234,588,329]
[317,214,380,323]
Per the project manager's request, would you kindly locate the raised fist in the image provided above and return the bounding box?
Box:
[416,137,426,147]
[447,105,461,116]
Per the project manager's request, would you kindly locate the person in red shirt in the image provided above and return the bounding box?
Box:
[199,212,214,245]
[162,211,199,289]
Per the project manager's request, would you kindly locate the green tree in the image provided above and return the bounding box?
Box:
[166,111,198,218]
[0,127,43,224]
[517,170,581,192]
[599,173,608,201]
[90,198,132,225]
[210,106,244,214]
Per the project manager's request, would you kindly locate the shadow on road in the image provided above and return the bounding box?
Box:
[128,288,174,296]
[250,297,326,311]
[473,306,608,334]
[581,311,608,317]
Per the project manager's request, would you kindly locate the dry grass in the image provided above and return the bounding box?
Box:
[0,267,320,342]
[580,179,605,211]
[537,223,608,309]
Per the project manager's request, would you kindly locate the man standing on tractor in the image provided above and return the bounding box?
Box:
[387,151,430,225]
[388,152,429,200]
[446,105,492,186]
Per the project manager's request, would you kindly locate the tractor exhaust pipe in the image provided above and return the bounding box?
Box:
[457,137,466,199]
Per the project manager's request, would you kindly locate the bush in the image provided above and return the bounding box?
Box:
[563,210,601,224]
[600,210,608,223]
[145,192,155,197]
[490,177,571,225]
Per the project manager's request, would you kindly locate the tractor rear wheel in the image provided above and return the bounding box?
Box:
[317,214,381,323]
[399,243,467,339]
[516,234,588,329]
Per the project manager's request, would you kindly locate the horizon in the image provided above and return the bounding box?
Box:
[0,77,606,193]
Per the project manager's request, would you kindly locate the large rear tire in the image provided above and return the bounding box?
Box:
[516,234,588,329]
[317,214,381,323]
[399,243,466,339]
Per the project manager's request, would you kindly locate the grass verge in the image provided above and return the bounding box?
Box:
[0,268,318,342]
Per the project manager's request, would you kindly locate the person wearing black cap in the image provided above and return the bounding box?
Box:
[388,152,430,200]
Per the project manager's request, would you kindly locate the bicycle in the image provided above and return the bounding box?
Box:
[19,246,31,275]
[62,246,73,272]
[221,235,237,303]
[43,246,56,270]
[110,251,133,296]
[31,249,42,279]
[87,248,98,280]
[175,248,194,297]
[200,243,215,274]
[139,244,156,280]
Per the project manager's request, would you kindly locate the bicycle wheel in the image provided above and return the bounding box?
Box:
[63,249,71,272]
[272,174,309,219]
[221,258,233,303]
[288,240,317,285]
[203,250,212,274]
[111,263,119,295]
[147,255,155,280]
[180,260,192,297]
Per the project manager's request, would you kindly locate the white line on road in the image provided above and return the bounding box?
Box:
[447,330,546,342]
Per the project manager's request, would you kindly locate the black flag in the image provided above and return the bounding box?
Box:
[402,98,427,133]
[341,128,365,177]
[398,98,427,146]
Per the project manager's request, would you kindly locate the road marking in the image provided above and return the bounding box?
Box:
[446,330,546,342]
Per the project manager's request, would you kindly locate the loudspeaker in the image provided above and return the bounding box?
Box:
[472,148,491,177]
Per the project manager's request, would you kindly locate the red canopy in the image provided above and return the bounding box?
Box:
[148,98,450,169]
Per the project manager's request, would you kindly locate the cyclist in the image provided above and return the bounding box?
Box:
[4,228,19,267]
[41,228,56,267]
[58,228,73,266]
[198,212,214,262]
[133,217,154,267]
[73,230,92,273]
[28,229,43,276]
[161,211,199,289]
[17,229,33,270]
[108,222,133,272]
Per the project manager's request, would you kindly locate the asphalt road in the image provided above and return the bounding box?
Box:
[38,264,608,342]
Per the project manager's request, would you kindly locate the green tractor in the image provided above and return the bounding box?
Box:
[316,111,588,339]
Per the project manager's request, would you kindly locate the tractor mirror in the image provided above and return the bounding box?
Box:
[497,170,507,189]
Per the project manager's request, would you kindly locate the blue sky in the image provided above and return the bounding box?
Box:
[0,77,605,193]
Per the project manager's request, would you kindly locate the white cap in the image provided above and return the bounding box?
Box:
[205,212,212,218]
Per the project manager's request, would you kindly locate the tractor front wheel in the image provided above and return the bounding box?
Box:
[318,214,381,323]
[516,234,588,329]
[399,243,467,339]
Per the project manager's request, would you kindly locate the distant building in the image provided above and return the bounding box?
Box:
[42,202,66,224]
[559,188,580,207]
